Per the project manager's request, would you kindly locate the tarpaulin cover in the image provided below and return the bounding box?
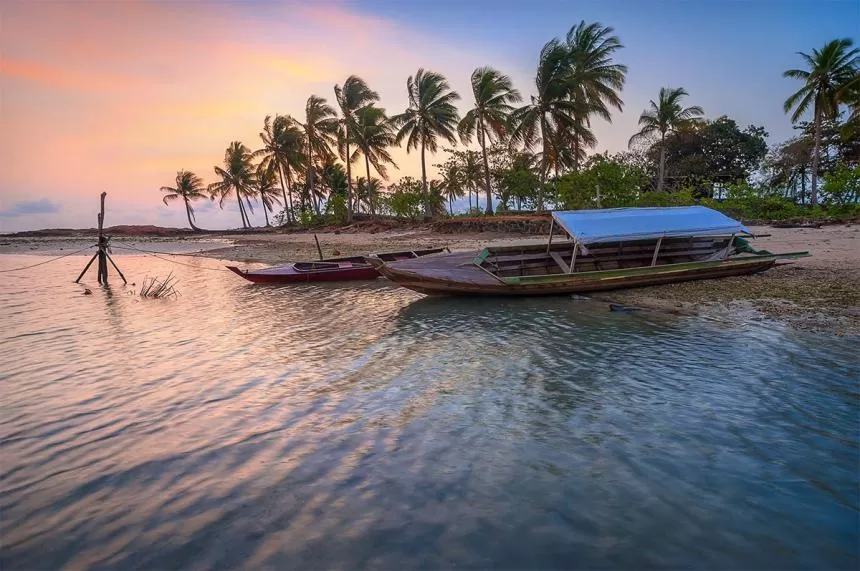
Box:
[551,206,751,245]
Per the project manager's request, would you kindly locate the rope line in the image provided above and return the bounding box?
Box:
[110,244,232,272]
[0,245,97,273]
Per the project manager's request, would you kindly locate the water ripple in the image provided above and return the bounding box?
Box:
[0,254,857,570]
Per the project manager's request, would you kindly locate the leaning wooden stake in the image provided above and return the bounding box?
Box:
[314,234,324,261]
[75,192,127,285]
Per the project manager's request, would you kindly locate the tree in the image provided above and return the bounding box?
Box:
[784,38,859,205]
[334,76,380,222]
[656,116,768,194]
[160,170,208,231]
[392,69,461,217]
[628,87,704,191]
[436,161,464,215]
[297,95,339,214]
[510,39,579,209]
[458,67,522,214]
[208,142,257,229]
[355,176,383,214]
[565,21,627,170]
[255,114,304,224]
[495,152,541,211]
[351,104,398,213]
[765,137,813,201]
[255,165,282,227]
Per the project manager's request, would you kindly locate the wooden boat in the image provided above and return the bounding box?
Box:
[366,207,810,296]
[227,247,447,284]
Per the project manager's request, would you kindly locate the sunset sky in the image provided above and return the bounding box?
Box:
[0,0,856,231]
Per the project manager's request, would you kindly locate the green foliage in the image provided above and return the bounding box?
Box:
[382,177,425,220]
[325,193,349,224]
[556,156,649,209]
[821,163,860,206]
[636,189,696,207]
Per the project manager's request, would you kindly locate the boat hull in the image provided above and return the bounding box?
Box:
[226,265,380,284]
[227,247,448,284]
[370,254,780,296]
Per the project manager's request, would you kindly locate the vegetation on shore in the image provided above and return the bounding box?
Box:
[159,28,860,229]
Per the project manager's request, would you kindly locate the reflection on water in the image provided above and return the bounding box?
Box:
[1,254,858,570]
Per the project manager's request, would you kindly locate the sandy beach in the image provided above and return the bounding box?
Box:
[2,223,858,335]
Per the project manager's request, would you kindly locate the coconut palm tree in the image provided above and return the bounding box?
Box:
[255,114,305,223]
[297,95,339,213]
[392,69,461,217]
[628,87,704,191]
[334,76,380,222]
[255,165,282,227]
[355,176,383,214]
[461,150,483,212]
[565,21,627,169]
[510,39,579,209]
[784,38,859,205]
[458,67,522,215]
[160,170,208,231]
[351,105,398,212]
[437,163,464,215]
[208,142,257,229]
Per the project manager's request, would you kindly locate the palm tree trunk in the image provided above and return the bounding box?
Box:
[810,105,822,206]
[307,138,315,214]
[236,190,249,229]
[276,163,291,224]
[420,137,429,218]
[183,198,199,231]
[364,153,375,216]
[657,131,667,192]
[479,119,494,215]
[449,195,453,216]
[346,138,353,223]
[261,192,270,226]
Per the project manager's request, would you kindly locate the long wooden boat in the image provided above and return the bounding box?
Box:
[227,247,447,284]
[366,207,810,296]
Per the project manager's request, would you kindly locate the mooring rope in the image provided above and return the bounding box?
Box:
[110,244,232,272]
[0,245,97,273]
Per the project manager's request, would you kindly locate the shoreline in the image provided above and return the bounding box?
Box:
[2,224,857,336]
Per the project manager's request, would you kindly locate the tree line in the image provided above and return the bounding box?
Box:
[161,26,859,229]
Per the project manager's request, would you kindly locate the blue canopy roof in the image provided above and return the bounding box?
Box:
[551,206,751,244]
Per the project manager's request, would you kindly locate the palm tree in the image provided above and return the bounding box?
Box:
[510,39,579,209]
[334,76,380,222]
[461,150,482,212]
[784,38,859,205]
[458,67,522,215]
[255,165,282,227]
[565,21,627,169]
[255,114,305,224]
[208,142,257,229]
[628,87,704,191]
[160,170,208,231]
[352,105,398,213]
[393,69,461,217]
[437,163,464,215]
[297,95,339,213]
[355,176,383,214]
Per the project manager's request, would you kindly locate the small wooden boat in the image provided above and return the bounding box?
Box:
[366,207,810,296]
[226,248,447,284]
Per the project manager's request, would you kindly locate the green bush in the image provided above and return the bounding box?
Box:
[636,189,696,207]
[325,194,348,225]
[821,164,860,207]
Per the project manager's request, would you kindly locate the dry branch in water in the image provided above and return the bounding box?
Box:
[139,273,180,298]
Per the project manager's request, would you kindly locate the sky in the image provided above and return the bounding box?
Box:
[0,0,857,232]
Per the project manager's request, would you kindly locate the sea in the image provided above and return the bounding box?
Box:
[1,251,857,570]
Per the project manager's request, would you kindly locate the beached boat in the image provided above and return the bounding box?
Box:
[226,248,447,284]
[366,207,810,295]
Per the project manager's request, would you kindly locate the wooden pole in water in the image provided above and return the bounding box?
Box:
[314,234,324,260]
[75,192,126,285]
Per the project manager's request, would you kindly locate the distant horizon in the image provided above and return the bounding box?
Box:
[1,0,857,232]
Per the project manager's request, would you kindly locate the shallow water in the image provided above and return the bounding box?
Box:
[1,253,858,570]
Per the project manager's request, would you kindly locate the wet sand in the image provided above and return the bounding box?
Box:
[2,224,857,335]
